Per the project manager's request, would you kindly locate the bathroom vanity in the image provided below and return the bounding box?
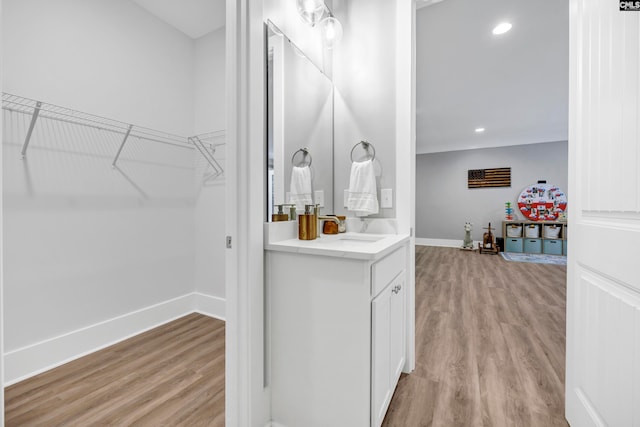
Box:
[265,224,410,427]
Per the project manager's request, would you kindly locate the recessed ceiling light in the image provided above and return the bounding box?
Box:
[492,22,512,35]
[475,127,485,133]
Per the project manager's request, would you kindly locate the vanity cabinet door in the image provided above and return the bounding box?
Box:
[372,282,392,427]
[371,271,406,427]
[389,272,406,386]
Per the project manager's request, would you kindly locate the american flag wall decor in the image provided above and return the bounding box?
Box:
[468,167,511,188]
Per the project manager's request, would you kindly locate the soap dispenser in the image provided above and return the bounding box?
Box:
[298,204,316,240]
[286,204,297,221]
[272,204,289,222]
[313,204,320,239]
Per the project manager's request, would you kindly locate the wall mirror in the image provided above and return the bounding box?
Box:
[266,20,334,221]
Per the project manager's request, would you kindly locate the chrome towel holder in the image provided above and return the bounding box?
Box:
[350,140,376,162]
[291,147,312,167]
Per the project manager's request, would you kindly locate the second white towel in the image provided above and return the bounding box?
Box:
[290,165,313,212]
[347,159,379,217]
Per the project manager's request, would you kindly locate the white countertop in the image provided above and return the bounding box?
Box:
[265,231,410,261]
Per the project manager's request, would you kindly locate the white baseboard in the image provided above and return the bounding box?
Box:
[415,238,461,247]
[415,238,482,248]
[3,293,199,386]
[194,292,226,321]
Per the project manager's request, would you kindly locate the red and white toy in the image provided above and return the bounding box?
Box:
[517,184,567,221]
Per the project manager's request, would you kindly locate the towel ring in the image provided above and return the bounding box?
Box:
[291,147,312,167]
[350,140,376,162]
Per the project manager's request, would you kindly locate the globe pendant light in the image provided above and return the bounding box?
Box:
[318,16,343,49]
[296,0,325,26]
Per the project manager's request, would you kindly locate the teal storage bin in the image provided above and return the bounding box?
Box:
[563,240,568,256]
[544,239,563,255]
[524,238,542,253]
[505,238,523,253]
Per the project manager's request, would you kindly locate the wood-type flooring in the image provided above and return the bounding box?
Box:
[5,246,566,426]
[383,246,568,427]
[4,313,225,426]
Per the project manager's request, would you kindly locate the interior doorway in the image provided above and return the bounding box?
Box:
[2,0,228,423]
[406,0,570,424]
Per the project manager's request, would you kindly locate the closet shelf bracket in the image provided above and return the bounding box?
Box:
[20,101,42,159]
[112,124,134,168]
[190,135,224,177]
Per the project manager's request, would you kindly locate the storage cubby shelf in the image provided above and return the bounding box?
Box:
[503,220,568,256]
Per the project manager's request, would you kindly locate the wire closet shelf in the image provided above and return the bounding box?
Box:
[189,130,226,180]
[2,92,225,173]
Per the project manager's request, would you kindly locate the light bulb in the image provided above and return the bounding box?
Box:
[302,0,317,12]
[492,22,512,35]
[296,0,325,26]
[319,17,343,49]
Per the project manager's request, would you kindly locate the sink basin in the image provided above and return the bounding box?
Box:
[312,233,386,247]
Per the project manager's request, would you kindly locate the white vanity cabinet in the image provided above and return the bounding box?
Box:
[266,236,409,427]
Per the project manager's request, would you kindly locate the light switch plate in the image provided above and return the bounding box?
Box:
[381,188,393,208]
[315,190,325,208]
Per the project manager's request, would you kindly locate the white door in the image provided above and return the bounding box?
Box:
[566,1,640,426]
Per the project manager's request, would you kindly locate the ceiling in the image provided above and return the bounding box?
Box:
[132,0,225,39]
[129,0,568,154]
[416,0,569,154]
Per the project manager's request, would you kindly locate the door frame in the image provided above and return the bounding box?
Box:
[225,0,270,426]
[1,1,5,421]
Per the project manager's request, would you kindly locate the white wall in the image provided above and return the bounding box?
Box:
[193,28,227,310]
[2,0,198,384]
[194,28,226,134]
[332,0,397,218]
[2,0,195,135]
[415,141,568,241]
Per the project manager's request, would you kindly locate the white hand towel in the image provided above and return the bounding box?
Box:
[290,165,313,212]
[347,159,379,217]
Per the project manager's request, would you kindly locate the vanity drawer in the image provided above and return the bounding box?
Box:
[372,246,406,297]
